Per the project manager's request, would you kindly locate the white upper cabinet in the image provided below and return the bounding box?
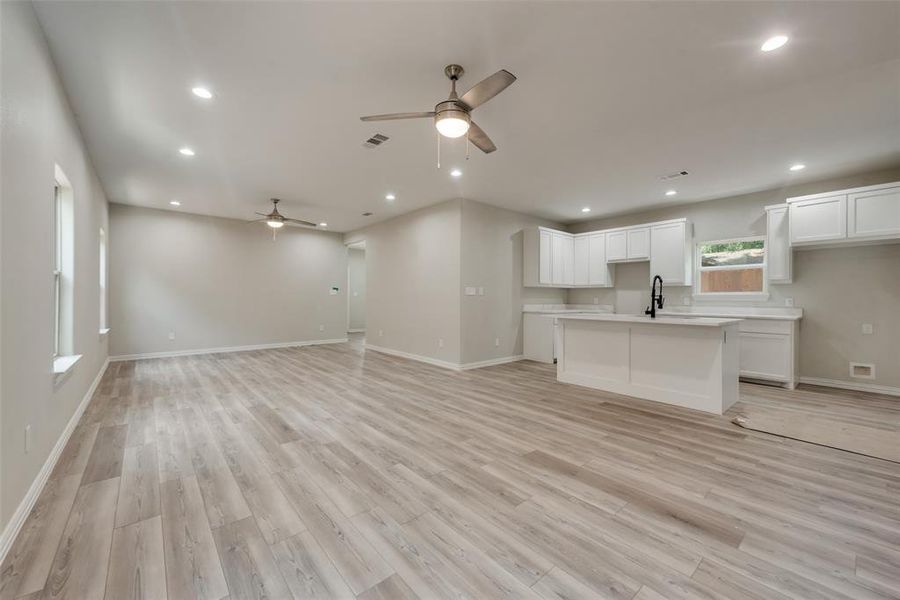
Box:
[605,230,627,262]
[765,204,792,283]
[788,181,900,248]
[538,229,552,285]
[573,235,590,286]
[789,194,847,245]
[649,220,692,286]
[524,227,576,287]
[848,185,900,240]
[626,227,650,261]
[588,233,613,287]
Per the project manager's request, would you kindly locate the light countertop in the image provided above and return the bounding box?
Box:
[659,306,802,321]
[555,313,742,327]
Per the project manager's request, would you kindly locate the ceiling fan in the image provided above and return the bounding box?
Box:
[248,198,317,237]
[360,64,516,154]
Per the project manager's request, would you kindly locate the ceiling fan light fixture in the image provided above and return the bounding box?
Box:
[266,218,284,228]
[434,104,470,138]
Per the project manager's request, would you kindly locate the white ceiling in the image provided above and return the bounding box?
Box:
[35,1,900,232]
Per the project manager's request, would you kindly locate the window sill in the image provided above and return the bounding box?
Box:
[693,293,770,303]
[99,328,111,336]
[53,354,82,386]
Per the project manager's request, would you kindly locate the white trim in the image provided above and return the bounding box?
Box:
[109,338,347,361]
[364,343,461,370]
[799,376,900,398]
[459,355,524,370]
[0,357,110,564]
[364,344,523,371]
[348,328,366,333]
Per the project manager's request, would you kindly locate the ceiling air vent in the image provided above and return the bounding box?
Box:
[659,170,689,181]
[362,133,390,149]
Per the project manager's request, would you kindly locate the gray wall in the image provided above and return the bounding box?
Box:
[347,248,366,331]
[1,2,109,532]
[109,204,348,357]
[460,199,566,365]
[568,166,900,389]
[345,200,462,365]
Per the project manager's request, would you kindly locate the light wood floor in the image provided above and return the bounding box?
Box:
[2,338,899,600]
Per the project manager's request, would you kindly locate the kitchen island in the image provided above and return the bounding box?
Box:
[556,313,741,415]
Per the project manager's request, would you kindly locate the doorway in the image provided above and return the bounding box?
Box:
[347,241,366,340]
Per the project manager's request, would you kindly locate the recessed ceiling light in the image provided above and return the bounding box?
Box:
[385,193,396,201]
[319,222,327,227]
[179,147,195,156]
[169,200,181,206]
[665,190,677,196]
[761,35,789,52]
[191,86,213,99]
[450,169,462,178]
[581,207,591,213]
[789,163,806,171]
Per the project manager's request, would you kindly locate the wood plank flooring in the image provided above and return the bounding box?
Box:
[2,338,899,599]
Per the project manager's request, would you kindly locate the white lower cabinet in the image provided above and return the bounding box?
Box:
[737,319,798,388]
[523,314,556,363]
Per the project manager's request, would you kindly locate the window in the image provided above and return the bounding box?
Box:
[52,165,76,371]
[696,238,766,297]
[99,227,108,332]
[52,184,62,357]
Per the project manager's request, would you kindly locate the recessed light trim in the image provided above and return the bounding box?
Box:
[789,163,806,171]
[665,190,677,196]
[169,200,181,206]
[581,207,591,213]
[179,147,195,156]
[450,169,462,178]
[191,86,213,99]
[385,193,396,201]
[761,35,789,52]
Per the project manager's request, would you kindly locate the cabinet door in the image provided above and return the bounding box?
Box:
[573,236,589,286]
[848,185,900,240]
[789,195,847,244]
[550,233,566,285]
[588,233,611,286]
[606,230,627,262]
[766,206,792,283]
[649,222,686,285]
[627,227,650,260]
[561,235,575,286]
[538,230,552,285]
[739,332,791,382]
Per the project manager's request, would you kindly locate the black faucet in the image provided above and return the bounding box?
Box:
[645,275,665,318]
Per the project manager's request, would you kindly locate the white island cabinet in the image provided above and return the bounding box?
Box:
[556,314,740,415]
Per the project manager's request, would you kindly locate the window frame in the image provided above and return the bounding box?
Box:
[52,184,63,358]
[99,226,108,333]
[693,236,769,301]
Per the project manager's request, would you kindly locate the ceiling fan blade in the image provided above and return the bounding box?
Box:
[459,70,516,110]
[254,212,270,217]
[246,218,267,224]
[467,121,497,154]
[360,111,435,122]
[283,217,318,228]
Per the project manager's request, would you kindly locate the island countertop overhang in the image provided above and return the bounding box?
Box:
[554,313,742,327]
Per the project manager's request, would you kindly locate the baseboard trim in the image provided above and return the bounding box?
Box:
[364,344,523,372]
[347,329,366,333]
[0,357,109,564]
[109,338,348,361]
[798,376,900,398]
[459,355,525,371]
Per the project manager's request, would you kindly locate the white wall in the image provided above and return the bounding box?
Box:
[345,200,462,365]
[460,199,566,365]
[568,166,900,389]
[109,204,348,357]
[347,248,366,331]
[1,1,109,533]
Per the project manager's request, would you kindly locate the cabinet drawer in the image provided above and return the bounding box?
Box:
[738,319,793,335]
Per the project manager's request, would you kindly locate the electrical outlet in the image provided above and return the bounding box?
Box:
[438,338,444,348]
[25,425,32,454]
[862,323,873,335]
[494,337,500,347]
[168,331,176,340]
[784,297,794,307]
[477,287,484,296]
[319,324,325,332]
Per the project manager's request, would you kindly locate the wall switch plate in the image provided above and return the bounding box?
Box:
[477,287,484,296]
[25,424,32,454]
[862,323,873,335]
[464,287,477,296]
[319,324,325,332]
[784,297,794,307]
[494,337,500,347]
[438,338,444,348]
[168,331,176,340]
